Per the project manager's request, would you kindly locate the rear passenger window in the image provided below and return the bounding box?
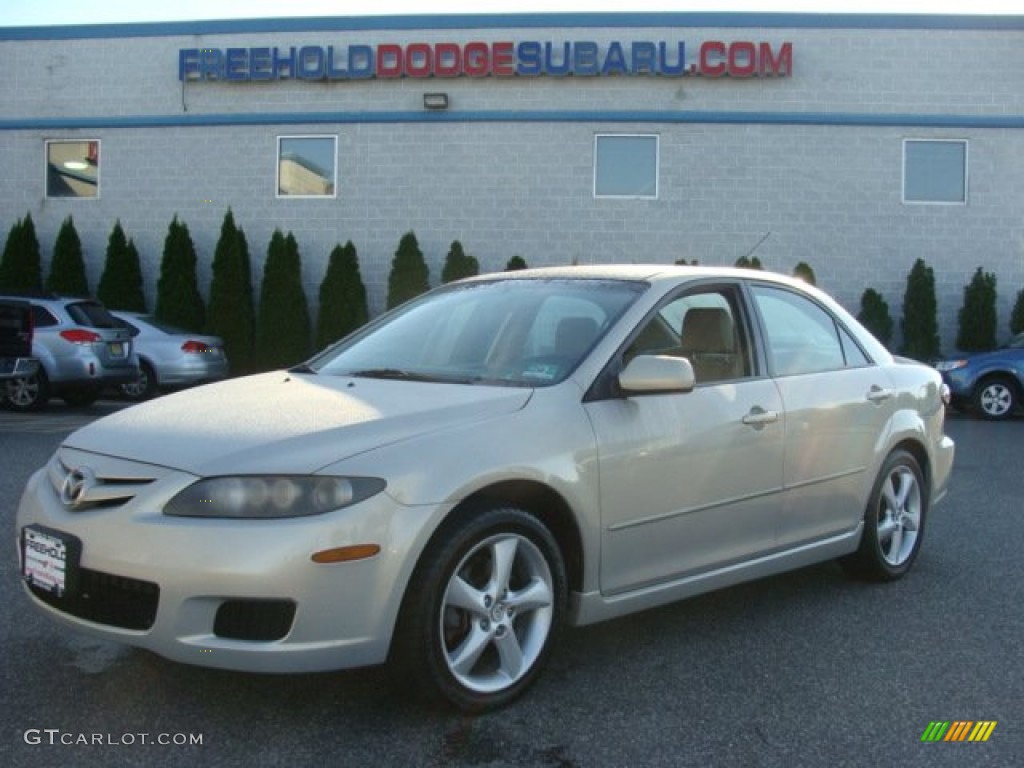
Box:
[32,306,58,328]
[752,286,847,376]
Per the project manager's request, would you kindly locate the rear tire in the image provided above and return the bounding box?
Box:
[4,369,49,412]
[120,361,158,401]
[392,505,566,713]
[841,449,927,582]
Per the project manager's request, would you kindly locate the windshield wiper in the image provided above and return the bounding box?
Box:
[348,368,442,382]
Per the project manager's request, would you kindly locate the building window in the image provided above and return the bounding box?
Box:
[903,139,967,205]
[46,140,100,198]
[594,135,658,199]
[277,136,337,198]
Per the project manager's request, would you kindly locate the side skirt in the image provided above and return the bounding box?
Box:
[567,524,863,626]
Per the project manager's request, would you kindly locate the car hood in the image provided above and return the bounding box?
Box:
[64,372,532,476]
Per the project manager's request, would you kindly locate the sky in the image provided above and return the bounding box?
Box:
[2,0,1021,27]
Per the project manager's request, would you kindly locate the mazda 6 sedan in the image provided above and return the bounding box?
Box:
[16,266,954,711]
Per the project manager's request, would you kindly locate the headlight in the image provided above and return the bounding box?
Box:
[934,360,967,372]
[163,476,386,519]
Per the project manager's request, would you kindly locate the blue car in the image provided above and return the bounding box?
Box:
[935,333,1024,419]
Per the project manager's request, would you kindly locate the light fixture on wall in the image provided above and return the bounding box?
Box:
[423,93,449,110]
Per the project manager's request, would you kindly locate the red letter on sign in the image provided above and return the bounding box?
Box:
[434,43,462,77]
[728,41,757,77]
[376,44,403,78]
[464,42,490,76]
[492,42,515,76]
[699,41,726,77]
[405,43,432,78]
[760,42,793,76]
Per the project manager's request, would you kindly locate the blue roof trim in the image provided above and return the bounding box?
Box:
[3,13,1024,40]
[3,110,1023,131]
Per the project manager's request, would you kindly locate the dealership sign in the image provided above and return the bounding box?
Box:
[179,40,793,82]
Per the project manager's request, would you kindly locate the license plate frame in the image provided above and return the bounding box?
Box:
[21,525,81,599]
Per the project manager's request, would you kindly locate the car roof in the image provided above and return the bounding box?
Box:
[464,264,817,292]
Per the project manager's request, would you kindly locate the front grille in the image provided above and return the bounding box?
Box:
[214,599,296,642]
[28,568,159,631]
[48,453,158,511]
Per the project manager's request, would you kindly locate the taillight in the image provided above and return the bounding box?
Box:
[181,340,213,354]
[60,329,101,345]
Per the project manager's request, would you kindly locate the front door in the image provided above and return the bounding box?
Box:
[584,285,786,596]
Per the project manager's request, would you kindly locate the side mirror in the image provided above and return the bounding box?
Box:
[618,355,696,395]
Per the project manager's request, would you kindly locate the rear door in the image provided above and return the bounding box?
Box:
[748,283,894,546]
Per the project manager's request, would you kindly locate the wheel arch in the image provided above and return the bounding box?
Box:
[889,437,931,507]
[445,480,585,596]
[974,370,1022,399]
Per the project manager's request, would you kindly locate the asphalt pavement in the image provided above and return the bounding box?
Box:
[0,405,1020,768]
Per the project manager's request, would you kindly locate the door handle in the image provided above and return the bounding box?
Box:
[742,407,779,428]
[866,386,894,404]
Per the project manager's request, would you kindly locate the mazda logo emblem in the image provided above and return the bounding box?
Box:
[60,466,96,508]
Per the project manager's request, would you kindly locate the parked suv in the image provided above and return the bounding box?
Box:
[0,298,38,381]
[935,333,1024,420]
[0,295,137,411]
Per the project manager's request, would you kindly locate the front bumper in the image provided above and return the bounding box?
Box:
[15,449,429,673]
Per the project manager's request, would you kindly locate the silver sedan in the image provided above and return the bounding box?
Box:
[17,266,954,712]
[111,312,229,400]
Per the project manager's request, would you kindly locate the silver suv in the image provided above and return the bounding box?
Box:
[0,295,137,411]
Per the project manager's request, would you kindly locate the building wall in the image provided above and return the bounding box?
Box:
[2,14,1023,348]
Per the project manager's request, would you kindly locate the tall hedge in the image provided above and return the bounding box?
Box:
[46,216,89,297]
[955,267,997,352]
[505,255,528,271]
[207,209,256,374]
[1011,288,1024,336]
[793,261,817,285]
[735,255,764,270]
[97,220,147,311]
[316,240,368,349]
[0,213,42,294]
[900,258,940,361]
[386,231,429,309]
[256,230,310,370]
[857,288,894,348]
[441,240,480,284]
[155,216,205,332]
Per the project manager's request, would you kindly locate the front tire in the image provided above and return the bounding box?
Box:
[973,376,1017,420]
[841,449,926,582]
[393,506,567,712]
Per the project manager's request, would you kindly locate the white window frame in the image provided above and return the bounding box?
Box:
[593,134,659,200]
[45,139,101,199]
[902,138,968,206]
[276,135,338,199]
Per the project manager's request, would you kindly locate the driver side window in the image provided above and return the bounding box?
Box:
[626,288,751,384]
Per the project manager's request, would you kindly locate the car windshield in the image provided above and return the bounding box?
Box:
[307,278,644,387]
